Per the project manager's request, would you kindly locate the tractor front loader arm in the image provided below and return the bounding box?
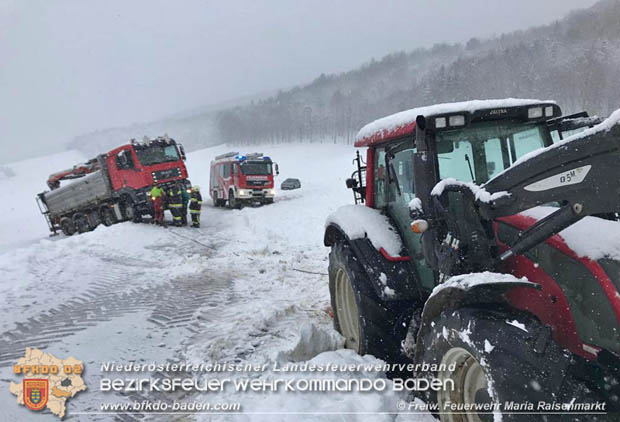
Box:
[480,114,620,261]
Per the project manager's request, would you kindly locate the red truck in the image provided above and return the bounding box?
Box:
[37,136,190,235]
[209,152,277,208]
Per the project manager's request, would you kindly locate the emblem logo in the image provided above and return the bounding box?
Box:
[23,379,49,411]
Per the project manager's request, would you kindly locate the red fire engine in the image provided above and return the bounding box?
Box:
[209,152,278,208]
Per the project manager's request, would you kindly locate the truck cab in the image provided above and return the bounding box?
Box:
[107,137,189,216]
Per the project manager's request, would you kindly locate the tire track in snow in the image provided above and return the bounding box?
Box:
[0,232,232,368]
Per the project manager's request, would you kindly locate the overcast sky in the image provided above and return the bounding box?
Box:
[0,0,600,163]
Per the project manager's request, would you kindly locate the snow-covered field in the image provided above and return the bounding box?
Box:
[0,144,433,421]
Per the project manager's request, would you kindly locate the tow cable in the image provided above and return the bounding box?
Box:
[166,229,216,250]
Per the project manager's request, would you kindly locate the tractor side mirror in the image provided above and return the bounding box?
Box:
[178,144,186,161]
[346,178,358,189]
[275,163,280,176]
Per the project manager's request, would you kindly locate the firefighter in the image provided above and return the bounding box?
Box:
[181,186,190,226]
[167,183,184,227]
[189,186,202,228]
[149,184,166,226]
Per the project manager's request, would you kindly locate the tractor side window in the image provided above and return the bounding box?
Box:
[387,148,415,204]
[374,148,387,208]
[483,138,504,179]
[513,128,545,158]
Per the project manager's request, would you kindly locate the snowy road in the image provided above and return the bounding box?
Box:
[0,144,433,421]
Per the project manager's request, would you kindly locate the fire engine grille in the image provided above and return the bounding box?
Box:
[246,180,268,186]
[152,167,181,182]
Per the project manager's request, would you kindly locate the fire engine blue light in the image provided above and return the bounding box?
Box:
[235,154,246,161]
[263,156,271,161]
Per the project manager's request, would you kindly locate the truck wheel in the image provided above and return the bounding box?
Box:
[328,241,411,363]
[212,191,219,207]
[419,307,585,421]
[120,196,141,222]
[264,198,274,205]
[60,218,75,236]
[73,214,90,234]
[228,190,241,209]
[100,207,117,226]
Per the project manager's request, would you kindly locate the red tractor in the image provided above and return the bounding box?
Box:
[209,152,277,208]
[324,99,620,420]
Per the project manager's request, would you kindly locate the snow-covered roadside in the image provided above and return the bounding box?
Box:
[0,150,85,253]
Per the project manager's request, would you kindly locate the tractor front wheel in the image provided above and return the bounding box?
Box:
[328,241,411,363]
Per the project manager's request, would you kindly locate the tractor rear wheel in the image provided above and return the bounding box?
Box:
[420,307,588,422]
[328,241,411,363]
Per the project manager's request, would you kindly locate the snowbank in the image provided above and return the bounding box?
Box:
[521,206,620,261]
[0,150,86,253]
[356,98,552,142]
[325,204,403,256]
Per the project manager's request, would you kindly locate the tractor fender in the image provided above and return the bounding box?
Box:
[408,279,541,362]
[325,222,418,301]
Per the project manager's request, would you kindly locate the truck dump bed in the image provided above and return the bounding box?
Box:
[42,169,112,217]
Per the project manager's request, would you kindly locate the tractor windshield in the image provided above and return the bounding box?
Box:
[135,145,180,166]
[435,121,548,184]
[240,161,272,175]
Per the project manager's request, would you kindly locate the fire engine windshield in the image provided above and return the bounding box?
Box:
[435,121,547,184]
[135,145,180,166]
[240,162,272,175]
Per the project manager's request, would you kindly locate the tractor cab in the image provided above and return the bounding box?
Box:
[347,100,602,290]
[328,99,620,417]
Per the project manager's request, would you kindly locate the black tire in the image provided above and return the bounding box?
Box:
[328,241,411,363]
[121,196,142,222]
[60,218,75,236]
[100,207,117,227]
[228,189,241,209]
[419,307,592,422]
[73,214,90,234]
[121,196,135,220]
[212,191,219,207]
[264,198,274,205]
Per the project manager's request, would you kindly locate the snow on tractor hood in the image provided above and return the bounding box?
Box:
[355,98,552,143]
[431,178,510,203]
[325,204,403,256]
[521,206,620,262]
[429,271,535,299]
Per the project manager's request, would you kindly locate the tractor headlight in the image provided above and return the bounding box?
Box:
[545,105,554,117]
[448,115,465,126]
[528,106,543,119]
